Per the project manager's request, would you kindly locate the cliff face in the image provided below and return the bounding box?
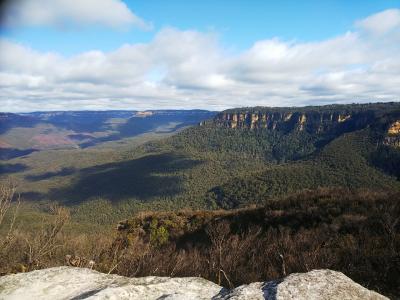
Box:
[384,120,400,148]
[213,104,400,149]
[388,120,400,135]
[214,110,371,135]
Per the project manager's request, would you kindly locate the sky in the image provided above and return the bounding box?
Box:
[0,0,399,112]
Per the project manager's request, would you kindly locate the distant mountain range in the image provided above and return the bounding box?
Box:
[1,102,399,216]
[0,110,217,159]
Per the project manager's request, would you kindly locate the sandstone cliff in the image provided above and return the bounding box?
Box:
[384,120,400,148]
[213,103,400,148]
[214,109,372,133]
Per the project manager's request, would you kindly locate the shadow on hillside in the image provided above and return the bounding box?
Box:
[0,148,38,160]
[48,153,202,204]
[20,191,44,201]
[25,167,77,181]
[0,116,40,135]
[0,163,29,174]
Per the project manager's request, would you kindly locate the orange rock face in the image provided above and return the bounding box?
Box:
[298,114,307,131]
[388,121,400,135]
[135,111,153,117]
[338,115,351,123]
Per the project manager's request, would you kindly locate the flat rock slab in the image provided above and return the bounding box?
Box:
[0,267,387,300]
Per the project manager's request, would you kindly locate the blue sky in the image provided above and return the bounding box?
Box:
[2,0,399,55]
[0,0,399,111]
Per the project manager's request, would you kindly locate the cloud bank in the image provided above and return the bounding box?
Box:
[0,9,399,112]
[2,0,151,29]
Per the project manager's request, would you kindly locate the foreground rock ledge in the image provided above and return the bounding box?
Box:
[0,267,387,300]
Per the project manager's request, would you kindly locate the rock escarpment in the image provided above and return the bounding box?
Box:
[0,267,388,299]
[214,103,400,135]
[215,110,357,133]
[213,103,400,149]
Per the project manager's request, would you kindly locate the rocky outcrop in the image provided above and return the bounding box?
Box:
[0,267,388,300]
[0,267,221,300]
[214,269,387,300]
[298,114,307,131]
[135,111,154,117]
[383,120,400,148]
[388,120,400,135]
[384,136,400,148]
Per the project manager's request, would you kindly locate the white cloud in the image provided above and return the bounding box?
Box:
[356,9,400,35]
[0,10,400,112]
[2,0,151,30]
